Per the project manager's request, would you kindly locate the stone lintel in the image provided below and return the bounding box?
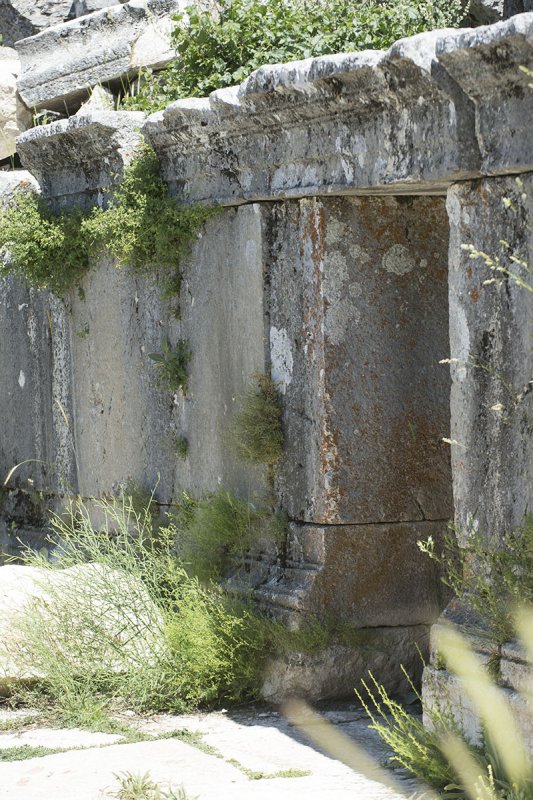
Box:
[142,14,533,205]
[16,111,145,203]
[16,0,182,112]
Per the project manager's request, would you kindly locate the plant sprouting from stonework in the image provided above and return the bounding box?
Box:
[462,178,532,296]
[418,517,533,653]
[0,192,91,296]
[149,338,191,393]
[0,145,216,298]
[230,373,284,465]
[84,144,216,299]
[121,0,466,112]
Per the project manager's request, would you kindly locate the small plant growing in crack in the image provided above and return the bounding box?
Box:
[149,338,191,393]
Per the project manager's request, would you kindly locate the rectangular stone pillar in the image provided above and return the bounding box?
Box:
[269,195,453,526]
[447,174,533,543]
[422,173,533,741]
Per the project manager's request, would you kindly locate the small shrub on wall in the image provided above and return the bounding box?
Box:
[122,0,466,111]
[0,192,91,296]
[230,373,284,466]
[84,144,216,298]
[0,145,215,298]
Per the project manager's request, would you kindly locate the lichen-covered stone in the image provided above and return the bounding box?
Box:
[256,521,450,628]
[268,195,452,525]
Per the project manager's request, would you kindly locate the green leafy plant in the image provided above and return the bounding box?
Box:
[173,434,189,459]
[7,495,337,719]
[122,0,466,112]
[149,338,192,393]
[114,771,194,800]
[230,373,284,466]
[0,145,215,298]
[0,192,91,296]
[418,516,533,651]
[84,144,216,298]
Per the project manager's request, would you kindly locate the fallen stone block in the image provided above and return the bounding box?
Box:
[0,0,73,47]
[16,0,182,113]
[0,563,164,692]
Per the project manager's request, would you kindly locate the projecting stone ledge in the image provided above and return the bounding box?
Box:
[16,111,145,202]
[142,13,533,204]
[16,0,182,113]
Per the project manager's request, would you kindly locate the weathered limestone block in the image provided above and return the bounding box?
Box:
[256,521,450,628]
[0,0,73,46]
[262,626,430,702]
[16,0,182,113]
[144,15,533,204]
[468,0,533,25]
[422,660,533,755]
[268,195,452,525]
[59,206,268,505]
[0,48,31,161]
[0,172,72,499]
[436,14,533,176]
[447,174,533,542]
[177,205,268,501]
[16,111,145,203]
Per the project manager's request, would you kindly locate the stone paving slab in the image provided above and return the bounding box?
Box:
[0,727,123,750]
[0,704,422,800]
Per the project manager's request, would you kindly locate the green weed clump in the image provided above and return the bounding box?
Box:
[173,488,285,582]
[0,192,91,295]
[84,144,215,298]
[122,0,465,112]
[0,145,214,298]
[8,496,271,717]
[149,338,191,393]
[230,373,284,466]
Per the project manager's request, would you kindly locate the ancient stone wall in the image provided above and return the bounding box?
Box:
[0,1,532,705]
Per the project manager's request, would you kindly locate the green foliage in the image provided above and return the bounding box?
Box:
[9,495,316,717]
[122,0,465,111]
[174,488,284,582]
[115,771,193,800]
[149,338,192,393]
[84,144,216,298]
[356,670,463,792]
[0,192,91,295]
[230,373,284,466]
[0,744,62,762]
[418,516,533,648]
[173,434,189,459]
[0,145,214,298]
